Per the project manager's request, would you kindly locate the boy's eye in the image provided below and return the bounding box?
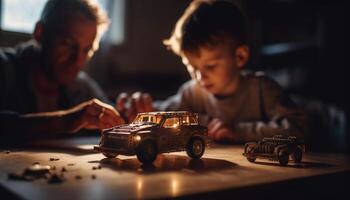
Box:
[205,64,217,70]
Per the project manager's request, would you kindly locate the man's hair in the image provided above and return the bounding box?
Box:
[164,0,247,56]
[40,0,109,37]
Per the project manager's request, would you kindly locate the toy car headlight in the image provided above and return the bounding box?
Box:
[134,135,141,142]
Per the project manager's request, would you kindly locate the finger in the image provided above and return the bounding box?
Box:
[132,92,144,112]
[127,110,137,122]
[84,123,99,130]
[207,118,219,131]
[85,99,102,116]
[83,99,121,129]
[98,118,115,129]
[64,100,96,132]
[84,111,115,130]
[69,118,88,133]
[208,118,223,134]
[81,108,100,129]
[116,93,129,112]
[127,98,138,121]
[142,93,153,112]
[103,108,125,126]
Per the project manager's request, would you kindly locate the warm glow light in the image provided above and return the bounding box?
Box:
[171,176,179,196]
[136,177,143,199]
[134,135,141,141]
[172,124,179,128]
[137,179,143,191]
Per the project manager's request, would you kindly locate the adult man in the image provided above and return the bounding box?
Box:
[0,0,124,143]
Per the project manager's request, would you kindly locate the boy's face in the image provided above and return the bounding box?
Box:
[40,15,98,85]
[183,43,249,96]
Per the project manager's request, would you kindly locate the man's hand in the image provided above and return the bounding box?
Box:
[116,92,153,123]
[207,118,239,143]
[65,98,125,132]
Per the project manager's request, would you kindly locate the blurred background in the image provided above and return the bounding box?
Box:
[0,0,346,152]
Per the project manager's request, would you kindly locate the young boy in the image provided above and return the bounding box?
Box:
[119,0,306,143]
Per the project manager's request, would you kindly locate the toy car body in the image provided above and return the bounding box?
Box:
[242,135,305,166]
[94,111,208,164]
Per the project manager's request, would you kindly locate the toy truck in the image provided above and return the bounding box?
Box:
[94,111,208,164]
[242,135,305,166]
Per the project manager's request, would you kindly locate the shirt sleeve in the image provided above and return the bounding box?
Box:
[235,76,308,141]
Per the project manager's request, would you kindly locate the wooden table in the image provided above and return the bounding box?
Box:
[1,137,350,200]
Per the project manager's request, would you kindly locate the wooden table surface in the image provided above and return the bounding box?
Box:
[1,137,350,200]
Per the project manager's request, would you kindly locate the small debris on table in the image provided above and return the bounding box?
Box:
[8,164,51,182]
[92,165,102,170]
[24,164,51,178]
[61,167,67,172]
[6,157,105,184]
[8,173,34,181]
[4,150,11,154]
[48,173,65,184]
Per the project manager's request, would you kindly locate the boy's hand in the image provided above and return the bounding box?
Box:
[116,92,153,123]
[208,118,239,143]
[66,98,125,132]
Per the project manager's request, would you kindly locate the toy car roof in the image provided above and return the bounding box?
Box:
[262,135,301,143]
[137,111,198,118]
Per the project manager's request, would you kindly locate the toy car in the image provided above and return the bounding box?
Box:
[242,135,305,166]
[94,111,208,164]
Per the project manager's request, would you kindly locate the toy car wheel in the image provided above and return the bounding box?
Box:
[291,146,303,163]
[186,137,205,159]
[245,144,256,162]
[102,152,118,158]
[278,149,289,166]
[137,140,158,164]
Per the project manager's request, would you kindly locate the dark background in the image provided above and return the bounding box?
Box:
[0,0,347,152]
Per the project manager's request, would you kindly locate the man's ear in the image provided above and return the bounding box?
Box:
[33,22,44,43]
[235,45,249,69]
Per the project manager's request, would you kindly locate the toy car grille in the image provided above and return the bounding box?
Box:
[104,134,130,148]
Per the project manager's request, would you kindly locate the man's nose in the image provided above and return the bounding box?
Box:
[71,50,87,68]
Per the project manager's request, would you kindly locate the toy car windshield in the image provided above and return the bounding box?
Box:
[131,113,163,125]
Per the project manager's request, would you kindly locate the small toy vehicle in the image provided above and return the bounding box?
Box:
[242,135,305,166]
[94,111,208,164]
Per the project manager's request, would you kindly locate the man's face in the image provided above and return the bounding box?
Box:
[183,43,244,96]
[42,16,98,85]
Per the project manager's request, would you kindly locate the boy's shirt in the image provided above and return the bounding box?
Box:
[155,72,306,141]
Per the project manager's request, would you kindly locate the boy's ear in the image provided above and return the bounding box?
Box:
[33,22,44,43]
[235,45,249,69]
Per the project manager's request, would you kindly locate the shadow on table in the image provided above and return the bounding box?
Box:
[253,160,334,168]
[90,154,237,174]
[11,137,101,155]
